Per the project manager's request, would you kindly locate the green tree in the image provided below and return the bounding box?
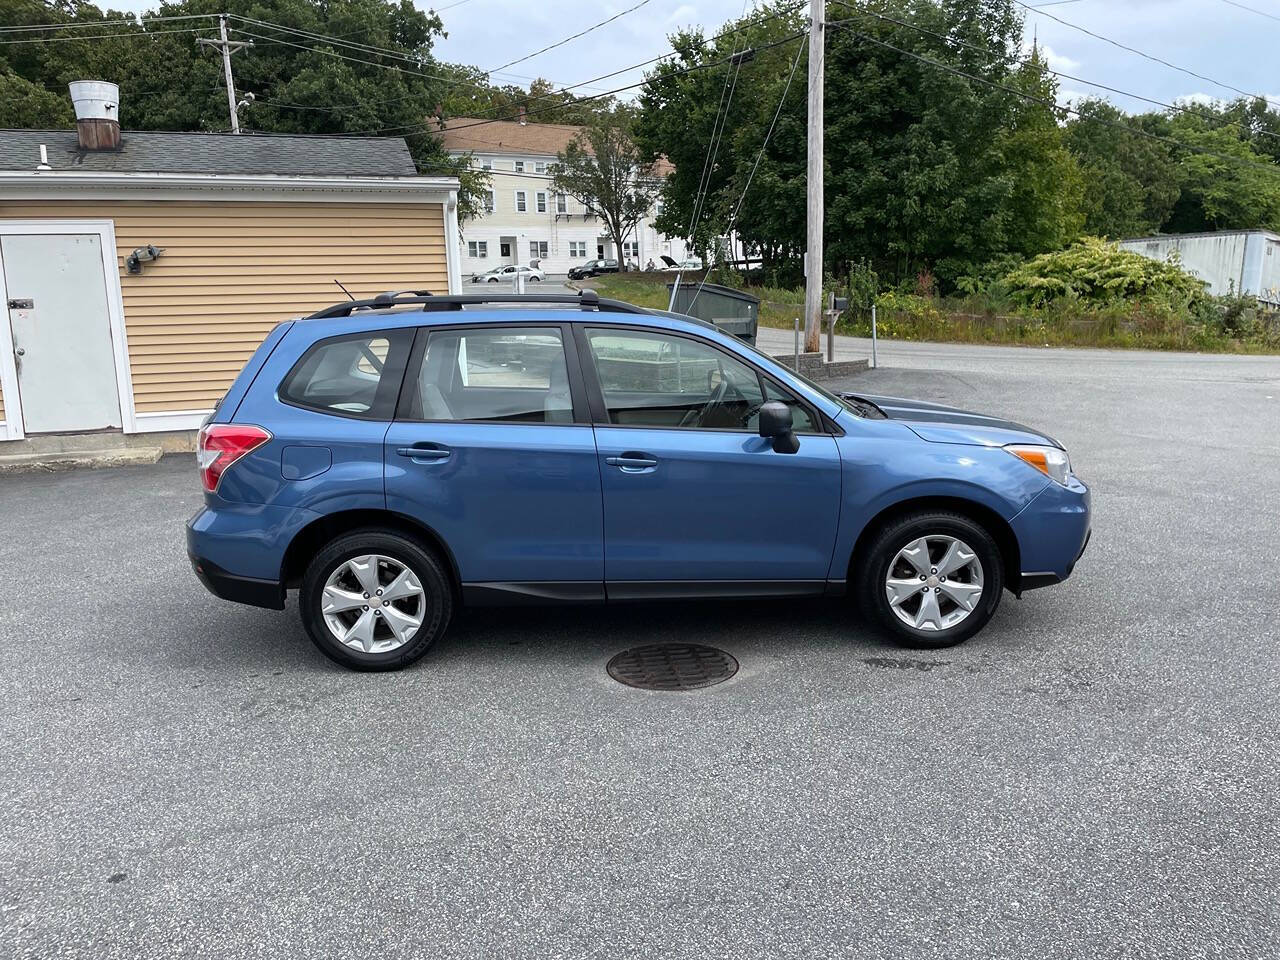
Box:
[550,108,657,270]
[1064,99,1181,239]
[1163,112,1280,233]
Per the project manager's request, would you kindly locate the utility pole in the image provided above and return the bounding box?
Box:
[198,16,252,133]
[804,0,824,354]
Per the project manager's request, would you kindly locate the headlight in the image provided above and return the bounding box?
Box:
[1005,444,1072,485]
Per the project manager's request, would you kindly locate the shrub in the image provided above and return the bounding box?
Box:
[1002,237,1208,308]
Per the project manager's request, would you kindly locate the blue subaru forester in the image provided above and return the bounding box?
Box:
[187,290,1090,671]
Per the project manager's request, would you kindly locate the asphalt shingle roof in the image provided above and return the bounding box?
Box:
[0,128,418,177]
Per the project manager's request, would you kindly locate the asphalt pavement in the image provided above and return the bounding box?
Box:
[2,341,1278,959]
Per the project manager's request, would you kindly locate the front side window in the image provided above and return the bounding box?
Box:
[534,161,547,174]
[531,240,549,259]
[569,241,586,258]
[403,327,573,424]
[514,160,525,173]
[281,330,411,419]
[556,194,568,214]
[483,190,495,213]
[585,329,766,431]
[536,191,547,213]
[515,190,527,212]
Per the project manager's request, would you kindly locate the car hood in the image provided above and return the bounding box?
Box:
[847,393,1063,448]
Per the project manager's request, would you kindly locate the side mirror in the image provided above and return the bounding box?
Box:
[757,400,799,454]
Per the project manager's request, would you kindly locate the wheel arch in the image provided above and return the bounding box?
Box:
[847,496,1023,595]
[280,508,462,599]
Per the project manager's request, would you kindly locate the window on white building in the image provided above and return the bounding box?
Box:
[654,198,663,216]
[569,241,587,258]
[515,190,527,212]
[536,191,547,213]
[534,161,547,174]
[468,241,489,258]
[514,160,525,173]
[483,190,495,213]
[480,158,492,170]
[556,193,568,215]
[530,240,549,260]
[623,241,639,260]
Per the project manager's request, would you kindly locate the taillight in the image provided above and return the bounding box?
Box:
[197,423,271,492]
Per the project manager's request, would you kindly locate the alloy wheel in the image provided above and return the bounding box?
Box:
[321,554,426,654]
[885,535,985,632]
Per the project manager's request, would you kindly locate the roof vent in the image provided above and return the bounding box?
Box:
[69,80,120,150]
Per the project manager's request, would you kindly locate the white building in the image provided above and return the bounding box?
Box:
[437,117,689,277]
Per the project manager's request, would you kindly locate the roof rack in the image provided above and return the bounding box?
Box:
[305,287,650,320]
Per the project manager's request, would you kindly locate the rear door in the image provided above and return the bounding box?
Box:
[578,325,842,593]
[384,322,604,597]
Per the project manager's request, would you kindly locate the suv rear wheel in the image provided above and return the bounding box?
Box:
[300,529,452,671]
[857,511,1003,649]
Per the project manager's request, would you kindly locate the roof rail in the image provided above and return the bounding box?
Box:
[305,287,651,320]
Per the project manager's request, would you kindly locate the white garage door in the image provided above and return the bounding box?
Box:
[3,233,121,434]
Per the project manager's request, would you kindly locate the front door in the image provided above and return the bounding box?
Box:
[2,233,120,433]
[385,323,603,595]
[580,326,842,591]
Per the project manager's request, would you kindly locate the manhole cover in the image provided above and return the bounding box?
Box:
[606,643,738,691]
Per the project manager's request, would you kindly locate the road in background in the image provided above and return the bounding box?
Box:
[2,342,1277,958]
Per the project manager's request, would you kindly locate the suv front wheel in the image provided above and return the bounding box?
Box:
[300,529,452,671]
[857,511,1003,649]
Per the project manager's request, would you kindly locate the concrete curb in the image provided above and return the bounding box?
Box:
[0,446,164,475]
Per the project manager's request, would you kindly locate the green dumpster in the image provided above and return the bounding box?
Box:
[666,281,759,344]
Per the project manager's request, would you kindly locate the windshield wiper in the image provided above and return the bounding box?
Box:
[841,394,887,419]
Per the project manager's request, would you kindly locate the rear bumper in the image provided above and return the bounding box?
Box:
[1010,475,1091,593]
[189,553,284,609]
[186,501,315,610]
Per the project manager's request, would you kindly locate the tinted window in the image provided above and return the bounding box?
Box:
[403,327,574,424]
[586,328,765,430]
[280,330,410,419]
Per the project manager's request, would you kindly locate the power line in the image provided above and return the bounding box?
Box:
[1217,0,1280,22]
[0,26,211,44]
[832,1,1280,146]
[688,33,808,312]
[331,30,808,139]
[0,12,218,33]
[1012,0,1280,111]
[487,0,652,74]
[229,3,801,129]
[827,20,1280,179]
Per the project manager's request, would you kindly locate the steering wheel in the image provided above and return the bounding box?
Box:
[678,371,742,428]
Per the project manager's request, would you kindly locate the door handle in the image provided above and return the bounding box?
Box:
[605,454,658,471]
[396,445,451,462]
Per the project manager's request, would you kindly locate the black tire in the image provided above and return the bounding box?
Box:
[856,511,1004,650]
[528,276,541,282]
[300,528,453,671]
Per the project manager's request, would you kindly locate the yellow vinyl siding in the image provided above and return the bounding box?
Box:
[0,200,448,414]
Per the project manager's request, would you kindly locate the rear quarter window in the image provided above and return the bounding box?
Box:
[279,329,412,419]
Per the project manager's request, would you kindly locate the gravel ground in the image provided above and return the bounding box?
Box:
[2,341,1278,959]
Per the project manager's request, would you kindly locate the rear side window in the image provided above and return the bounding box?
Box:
[401,326,574,424]
[280,329,412,419]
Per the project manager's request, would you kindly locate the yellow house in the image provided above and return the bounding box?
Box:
[0,97,459,448]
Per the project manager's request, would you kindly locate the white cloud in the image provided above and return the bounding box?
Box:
[1040,44,1081,73]
[1175,92,1225,108]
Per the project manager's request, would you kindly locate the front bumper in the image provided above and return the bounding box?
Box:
[1009,474,1091,593]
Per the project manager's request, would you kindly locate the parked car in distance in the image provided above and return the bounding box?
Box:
[567,258,619,280]
[470,264,545,284]
[677,258,704,270]
[188,289,1091,672]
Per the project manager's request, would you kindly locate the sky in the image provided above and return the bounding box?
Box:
[102,0,1280,116]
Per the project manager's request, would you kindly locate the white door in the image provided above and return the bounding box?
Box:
[3,234,121,433]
